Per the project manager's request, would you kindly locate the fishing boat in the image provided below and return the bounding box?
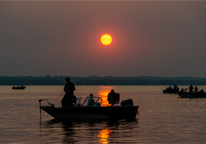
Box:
[39,93,139,121]
[178,91,206,98]
[163,86,179,93]
[163,88,179,93]
[12,85,26,89]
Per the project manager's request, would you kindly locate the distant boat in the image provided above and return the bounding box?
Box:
[178,91,206,98]
[163,86,179,93]
[12,85,26,90]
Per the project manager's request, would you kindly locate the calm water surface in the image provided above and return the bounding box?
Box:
[1,85,206,143]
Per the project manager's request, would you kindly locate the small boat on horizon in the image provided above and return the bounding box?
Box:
[178,90,206,98]
[163,86,179,94]
[39,93,139,121]
[12,85,26,90]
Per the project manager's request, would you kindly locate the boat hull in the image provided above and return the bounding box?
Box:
[178,92,206,98]
[12,87,26,89]
[163,89,179,93]
[41,106,139,120]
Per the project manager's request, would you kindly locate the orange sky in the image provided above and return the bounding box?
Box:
[1,1,206,77]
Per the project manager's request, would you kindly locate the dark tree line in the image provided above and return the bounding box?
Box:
[0,75,206,85]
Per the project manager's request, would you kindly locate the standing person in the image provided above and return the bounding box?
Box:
[61,77,76,107]
[195,86,198,92]
[189,84,194,92]
[174,84,179,89]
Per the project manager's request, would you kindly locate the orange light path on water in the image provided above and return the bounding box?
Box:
[98,90,111,106]
[98,129,112,144]
[96,86,115,106]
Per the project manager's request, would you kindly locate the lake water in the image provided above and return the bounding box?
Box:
[1,85,206,143]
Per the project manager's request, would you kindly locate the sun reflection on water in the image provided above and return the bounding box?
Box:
[98,129,112,144]
[97,86,114,107]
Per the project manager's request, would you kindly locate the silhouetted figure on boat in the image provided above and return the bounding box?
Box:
[61,77,76,107]
[107,89,120,106]
[88,94,95,106]
[180,88,184,93]
[189,84,194,92]
[174,84,179,90]
[166,86,171,91]
[199,89,204,92]
[195,86,198,92]
[108,89,115,105]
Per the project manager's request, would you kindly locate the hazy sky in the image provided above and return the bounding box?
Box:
[1,1,206,77]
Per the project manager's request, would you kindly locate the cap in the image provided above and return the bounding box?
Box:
[64,77,70,81]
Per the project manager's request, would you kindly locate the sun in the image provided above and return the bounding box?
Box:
[101,34,112,45]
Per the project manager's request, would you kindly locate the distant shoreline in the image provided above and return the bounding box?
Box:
[1,75,206,85]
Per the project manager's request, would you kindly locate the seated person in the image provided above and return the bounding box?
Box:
[199,89,204,92]
[107,89,115,104]
[180,88,184,93]
[88,93,95,105]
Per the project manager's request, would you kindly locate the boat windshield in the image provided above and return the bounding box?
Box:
[75,97,82,107]
[82,96,102,107]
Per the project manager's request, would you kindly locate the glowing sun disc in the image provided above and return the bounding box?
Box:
[101,34,112,45]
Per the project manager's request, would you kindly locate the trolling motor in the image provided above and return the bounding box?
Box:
[38,99,55,125]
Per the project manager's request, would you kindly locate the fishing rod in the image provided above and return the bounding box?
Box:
[50,94,64,102]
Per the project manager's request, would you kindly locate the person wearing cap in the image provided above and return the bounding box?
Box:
[61,77,76,107]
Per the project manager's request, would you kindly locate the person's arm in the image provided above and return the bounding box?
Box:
[63,85,66,92]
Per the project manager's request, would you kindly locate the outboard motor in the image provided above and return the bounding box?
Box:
[121,99,134,106]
